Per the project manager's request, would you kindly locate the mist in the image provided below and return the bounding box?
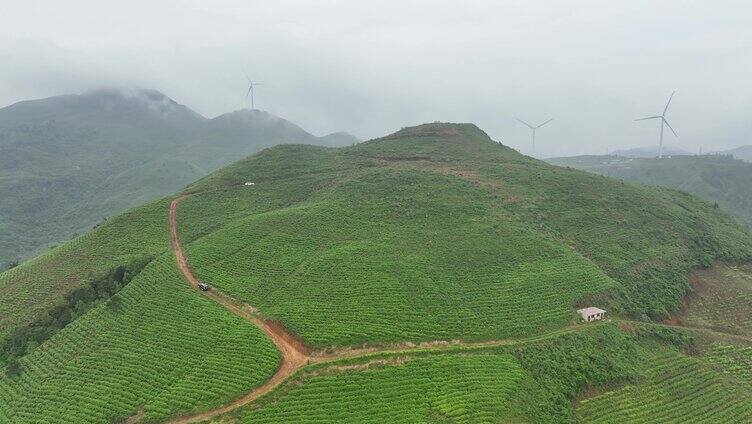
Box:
[1,0,751,157]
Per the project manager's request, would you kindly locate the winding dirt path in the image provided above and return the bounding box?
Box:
[165,196,309,424]
[158,195,752,424]
[160,194,591,423]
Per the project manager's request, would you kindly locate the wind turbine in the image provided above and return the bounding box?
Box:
[635,91,678,159]
[515,117,554,158]
[244,76,262,110]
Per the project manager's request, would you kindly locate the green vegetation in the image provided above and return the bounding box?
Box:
[241,354,526,423]
[212,322,752,424]
[186,167,616,347]
[547,154,752,229]
[682,263,752,336]
[0,254,280,423]
[0,89,356,267]
[0,198,171,340]
[180,124,752,349]
[576,347,752,422]
[1,257,151,370]
[704,343,752,387]
[3,122,752,422]
[715,145,752,163]
[219,325,644,423]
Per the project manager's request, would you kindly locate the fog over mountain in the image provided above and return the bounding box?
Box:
[2,1,752,158]
[0,88,355,265]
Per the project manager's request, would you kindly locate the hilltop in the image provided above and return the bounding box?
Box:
[1,122,752,423]
[0,89,356,267]
[548,154,752,229]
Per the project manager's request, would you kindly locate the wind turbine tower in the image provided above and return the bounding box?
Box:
[635,91,678,159]
[515,117,554,158]
[245,77,262,110]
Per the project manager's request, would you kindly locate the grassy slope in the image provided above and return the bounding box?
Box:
[547,154,752,229]
[219,324,644,423]
[221,323,752,424]
[2,123,752,422]
[0,254,280,423]
[682,263,752,336]
[0,194,281,422]
[185,168,614,347]
[576,339,752,423]
[179,124,752,350]
[241,354,527,423]
[0,198,171,339]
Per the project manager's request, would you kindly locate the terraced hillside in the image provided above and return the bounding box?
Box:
[577,341,752,423]
[181,124,752,344]
[1,122,752,422]
[0,254,280,423]
[216,324,643,424]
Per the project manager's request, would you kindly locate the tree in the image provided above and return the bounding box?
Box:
[107,295,123,312]
[6,358,22,378]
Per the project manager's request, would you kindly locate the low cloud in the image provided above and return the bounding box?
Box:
[1,0,751,156]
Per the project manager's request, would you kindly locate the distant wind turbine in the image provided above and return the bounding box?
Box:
[635,91,678,159]
[515,117,554,158]
[244,75,262,110]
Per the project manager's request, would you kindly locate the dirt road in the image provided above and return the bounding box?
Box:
[157,195,751,424]
[165,196,309,424]
[160,195,590,423]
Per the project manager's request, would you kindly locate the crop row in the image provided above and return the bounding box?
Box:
[181,169,616,348]
[0,198,172,339]
[704,343,752,388]
[0,254,280,423]
[242,353,526,423]
[577,350,752,423]
[185,214,614,347]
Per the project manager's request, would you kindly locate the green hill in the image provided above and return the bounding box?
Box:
[547,154,752,229]
[1,122,751,422]
[0,89,358,268]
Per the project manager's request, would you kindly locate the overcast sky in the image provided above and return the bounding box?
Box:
[1,0,751,157]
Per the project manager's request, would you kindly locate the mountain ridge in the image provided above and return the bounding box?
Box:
[0,89,357,267]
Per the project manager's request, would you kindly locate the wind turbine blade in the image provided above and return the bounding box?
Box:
[536,118,554,128]
[663,118,678,137]
[663,90,676,115]
[515,118,534,129]
[635,116,662,121]
[246,86,253,97]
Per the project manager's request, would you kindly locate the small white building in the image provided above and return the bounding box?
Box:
[578,307,607,322]
[244,182,255,186]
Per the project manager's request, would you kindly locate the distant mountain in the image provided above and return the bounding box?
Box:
[318,131,360,147]
[711,145,752,162]
[0,89,354,267]
[611,146,692,158]
[548,154,752,229]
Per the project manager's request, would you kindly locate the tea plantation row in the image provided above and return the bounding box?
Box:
[576,349,752,422]
[183,169,616,347]
[0,255,279,423]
